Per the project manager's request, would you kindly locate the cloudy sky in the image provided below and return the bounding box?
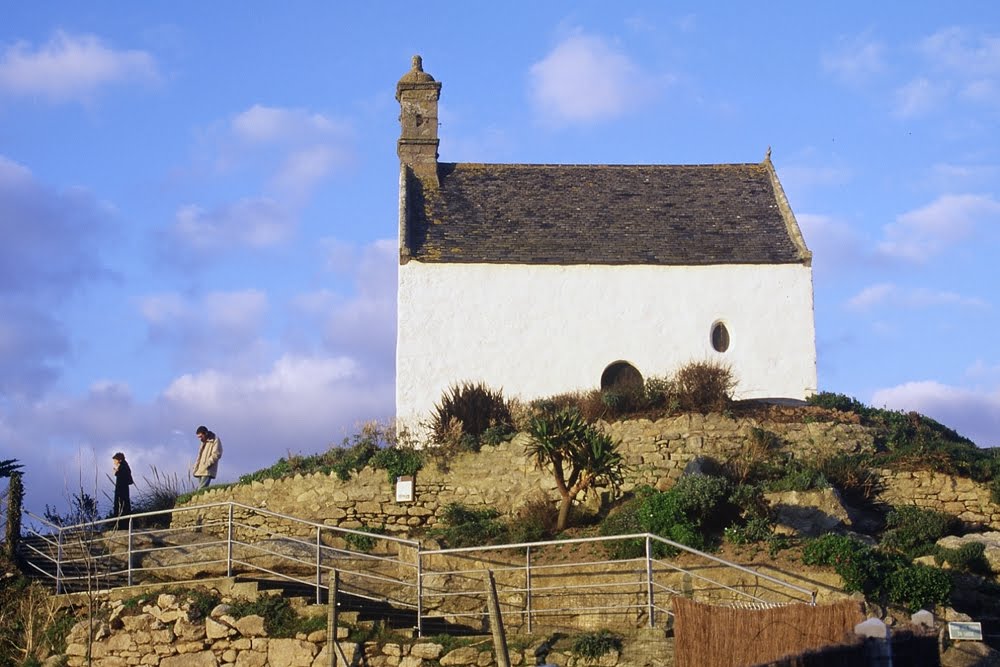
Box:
[2,2,998,514]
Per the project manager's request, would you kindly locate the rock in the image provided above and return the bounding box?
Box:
[410,643,444,660]
[206,616,234,639]
[267,638,317,667]
[234,615,267,637]
[440,647,480,666]
[235,650,268,667]
[941,641,1000,667]
[766,488,852,537]
[937,533,1000,572]
[162,651,219,667]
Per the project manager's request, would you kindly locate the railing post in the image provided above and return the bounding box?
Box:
[416,545,423,637]
[316,527,322,605]
[127,517,133,587]
[226,503,234,577]
[56,528,64,595]
[525,545,533,634]
[646,534,654,627]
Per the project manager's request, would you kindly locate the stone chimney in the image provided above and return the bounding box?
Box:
[396,55,441,187]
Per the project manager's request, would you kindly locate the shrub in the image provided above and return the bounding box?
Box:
[430,382,514,448]
[572,630,622,659]
[765,462,830,493]
[228,595,324,637]
[370,447,423,483]
[934,542,991,575]
[881,506,958,558]
[429,503,508,548]
[724,517,774,545]
[599,495,647,559]
[886,563,952,612]
[802,534,869,568]
[643,375,677,410]
[344,524,387,553]
[508,494,557,543]
[727,428,781,484]
[816,453,880,505]
[674,360,735,413]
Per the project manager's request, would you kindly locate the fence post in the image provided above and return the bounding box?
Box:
[127,517,133,587]
[316,527,322,605]
[327,569,340,667]
[646,534,654,627]
[416,546,423,638]
[226,503,234,577]
[525,545,533,634]
[856,617,893,667]
[485,570,511,667]
[56,528,64,595]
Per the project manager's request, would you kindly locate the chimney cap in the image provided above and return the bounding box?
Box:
[398,54,436,85]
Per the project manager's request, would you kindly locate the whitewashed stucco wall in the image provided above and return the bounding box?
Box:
[396,262,817,435]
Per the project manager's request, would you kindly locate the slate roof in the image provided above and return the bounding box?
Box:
[402,161,810,265]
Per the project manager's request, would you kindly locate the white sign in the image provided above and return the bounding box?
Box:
[948,622,983,641]
[395,476,414,502]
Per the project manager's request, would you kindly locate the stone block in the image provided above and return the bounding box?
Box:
[234,615,266,637]
[440,647,480,666]
[410,643,443,659]
[161,650,219,667]
[267,638,318,667]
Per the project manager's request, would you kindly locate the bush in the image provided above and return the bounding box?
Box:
[727,428,781,484]
[599,495,647,559]
[643,375,677,410]
[429,503,509,548]
[816,453,880,505]
[934,542,991,575]
[431,382,514,449]
[886,563,952,612]
[229,594,324,637]
[508,494,557,543]
[802,534,869,568]
[344,524,387,553]
[765,462,830,493]
[572,630,622,659]
[724,517,774,545]
[370,447,423,483]
[674,360,735,413]
[881,506,958,558]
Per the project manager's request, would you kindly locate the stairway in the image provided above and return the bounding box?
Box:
[16,531,130,592]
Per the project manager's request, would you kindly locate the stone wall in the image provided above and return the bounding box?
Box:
[62,593,673,667]
[878,469,1000,527]
[174,413,999,535]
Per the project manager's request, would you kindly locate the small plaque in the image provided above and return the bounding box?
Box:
[395,475,414,502]
[948,622,983,641]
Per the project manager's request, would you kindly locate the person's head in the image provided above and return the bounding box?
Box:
[112,452,126,464]
[196,425,209,442]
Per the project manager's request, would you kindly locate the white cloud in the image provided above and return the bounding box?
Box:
[892,77,946,118]
[872,380,1000,446]
[796,212,871,272]
[529,32,657,126]
[270,146,338,200]
[231,105,348,144]
[846,283,988,311]
[878,194,1000,262]
[822,35,886,85]
[920,27,1000,78]
[846,283,895,310]
[0,30,158,102]
[171,197,293,251]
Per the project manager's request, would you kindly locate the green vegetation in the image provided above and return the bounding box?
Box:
[600,476,773,557]
[526,407,625,531]
[571,629,623,658]
[431,382,516,451]
[807,391,1000,481]
[881,505,958,558]
[344,524,387,552]
[802,534,952,612]
[428,503,509,548]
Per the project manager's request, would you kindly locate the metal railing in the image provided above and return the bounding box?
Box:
[20,504,815,637]
[419,533,816,634]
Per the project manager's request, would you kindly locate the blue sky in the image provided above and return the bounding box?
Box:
[2,2,998,514]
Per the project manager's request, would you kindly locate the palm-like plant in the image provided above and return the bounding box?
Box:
[0,459,22,478]
[527,409,625,531]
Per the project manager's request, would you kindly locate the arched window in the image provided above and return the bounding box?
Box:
[711,321,730,353]
[601,361,644,392]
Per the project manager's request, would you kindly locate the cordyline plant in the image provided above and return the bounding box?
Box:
[526,408,626,532]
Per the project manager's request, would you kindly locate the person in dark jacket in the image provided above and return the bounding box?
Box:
[112,452,134,527]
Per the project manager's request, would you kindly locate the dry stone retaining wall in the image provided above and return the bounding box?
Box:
[174,414,999,535]
[61,594,672,667]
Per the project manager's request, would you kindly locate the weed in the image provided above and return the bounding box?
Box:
[572,629,622,659]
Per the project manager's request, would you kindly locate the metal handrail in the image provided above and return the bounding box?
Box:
[21,503,817,637]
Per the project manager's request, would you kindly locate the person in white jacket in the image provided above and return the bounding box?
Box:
[193,425,223,489]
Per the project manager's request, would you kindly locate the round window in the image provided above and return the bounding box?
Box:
[711,322,730,353]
